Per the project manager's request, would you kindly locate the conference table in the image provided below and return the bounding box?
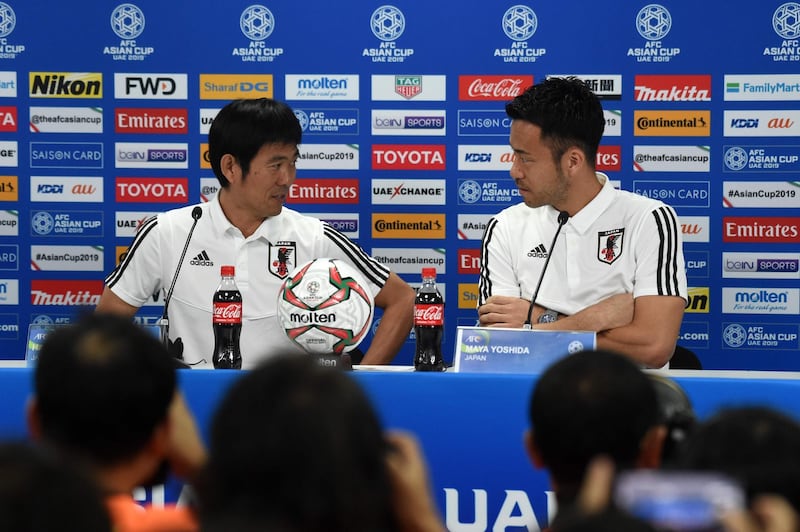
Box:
[2,364,799,530]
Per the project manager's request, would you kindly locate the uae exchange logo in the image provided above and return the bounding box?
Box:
[0,2,15,38]
[111,3,145,40]
[240,4,275,41]
[773,2,800,39]
[636,4,671,41]
[370,5,405,42]
[502,5,538,41]
[724,147,748,171]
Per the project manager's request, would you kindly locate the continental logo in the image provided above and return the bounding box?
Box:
[199,74,273,99]
[634,110,710,136]
[372,213,445,239]
[116,246,129,265]
[200,143,210,169]
[458,283,479,309]
[685,287,710,313]
[29,73,103,98]
[0,176,16,201]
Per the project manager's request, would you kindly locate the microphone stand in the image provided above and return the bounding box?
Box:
[159,206,203,356]
[523,210,570,329]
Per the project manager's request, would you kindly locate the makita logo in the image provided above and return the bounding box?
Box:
[634,75,712,101]
[115,108,188,134]
[371,145,445,170]
[115,178,189,203]
[288,179,359,204]
[459,75,533,100]
[30,73,102,98]
[31,280,103,306]
[190,250,214,267]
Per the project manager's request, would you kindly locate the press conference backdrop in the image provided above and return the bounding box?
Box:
[0,1,798,369]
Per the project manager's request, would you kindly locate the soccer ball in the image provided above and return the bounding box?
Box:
[277,258,374,355]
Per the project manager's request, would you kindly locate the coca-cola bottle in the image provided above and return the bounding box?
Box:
[212,265,242,369]
[414,267,445,371]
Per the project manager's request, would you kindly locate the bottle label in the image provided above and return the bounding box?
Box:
[213,302,242,324]
[414,304,443,326]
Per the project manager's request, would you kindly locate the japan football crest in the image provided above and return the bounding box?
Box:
[597,228,624,264]
[269,241,296,279]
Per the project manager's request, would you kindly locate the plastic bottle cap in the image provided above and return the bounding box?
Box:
[220,265,235,276]
[421,267,436,278]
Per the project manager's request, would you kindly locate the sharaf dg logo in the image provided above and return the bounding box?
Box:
[29,73,103,98]
[199,74,273,99]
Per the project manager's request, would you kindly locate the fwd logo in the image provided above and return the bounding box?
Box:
[190,250,214,267]
[115,74,188,100]
[730,118,758,128]
[126,77,176,95]
[464,153,491,162]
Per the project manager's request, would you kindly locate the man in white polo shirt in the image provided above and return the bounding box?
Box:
[477,77,687,368]
[96,98,415,368]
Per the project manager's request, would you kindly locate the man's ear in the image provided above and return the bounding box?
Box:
[26,397,42,440]
[637,424,667,469]
[562,146,586,174]
[524,428,546,469]
[219,153,240,185]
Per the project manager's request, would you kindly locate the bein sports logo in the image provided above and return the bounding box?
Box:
[240,5,274,41]
[110,3,145,40]
[502,5,537,41]
[0,2,15,38]
[636,4,672,41]
[774,3,800,39]
[371,5,405,41]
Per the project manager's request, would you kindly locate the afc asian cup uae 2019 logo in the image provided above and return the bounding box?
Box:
[724,147,748,171]
[110,3,145,40]
[0,2,15,39]
[294,110,309,132]
[636,4,672,40]
[773,2,800,39]
[240,4,275,41]
[723,324,747,348]
[502,5,538,41]
[370,5,405,41]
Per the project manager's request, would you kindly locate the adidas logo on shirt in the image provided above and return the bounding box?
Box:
[527,243,549,259]
[189,250,214,267]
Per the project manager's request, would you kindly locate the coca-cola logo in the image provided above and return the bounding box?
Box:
[414,304,443,325]
[459,75,533,101]
[213,303,242,323]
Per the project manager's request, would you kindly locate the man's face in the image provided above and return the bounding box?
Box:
[233,142,298,219]
[508,120,569,209]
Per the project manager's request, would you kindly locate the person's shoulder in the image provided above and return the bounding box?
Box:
[106,494,198,532]
[612,187,677,216]
[493,202,536,222]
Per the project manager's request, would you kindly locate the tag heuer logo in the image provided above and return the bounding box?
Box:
[395,75,422,99]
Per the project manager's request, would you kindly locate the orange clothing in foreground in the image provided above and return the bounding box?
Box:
[106,494,198,532]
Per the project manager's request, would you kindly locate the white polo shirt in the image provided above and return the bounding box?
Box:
[106,194,389,368]
[478,173,687,314]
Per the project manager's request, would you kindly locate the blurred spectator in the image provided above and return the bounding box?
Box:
[27,312,206,532]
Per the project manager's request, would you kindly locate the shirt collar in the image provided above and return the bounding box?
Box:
[567,172,614,235]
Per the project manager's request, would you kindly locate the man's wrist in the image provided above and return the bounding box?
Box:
[538,308,560,324]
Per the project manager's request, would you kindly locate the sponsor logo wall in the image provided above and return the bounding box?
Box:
[0,0,797,371]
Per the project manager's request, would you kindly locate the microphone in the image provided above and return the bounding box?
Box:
[523,210,570,329]
[158,206,203,360]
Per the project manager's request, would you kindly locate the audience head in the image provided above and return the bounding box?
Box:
[199,355,398,532]
[678,405,800,513]
[647,373,696,466]
[526,349,664,504]
[505,76,605,167]
[209,97,302,187]
[0,441,111,531]
[29,312,176,468]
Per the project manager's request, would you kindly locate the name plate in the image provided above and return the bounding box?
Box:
[453,326,597,374]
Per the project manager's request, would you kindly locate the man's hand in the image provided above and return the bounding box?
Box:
[478,295,538,328]
[165,392,207,482]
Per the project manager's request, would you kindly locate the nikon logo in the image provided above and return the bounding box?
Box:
[29,73,103,98]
